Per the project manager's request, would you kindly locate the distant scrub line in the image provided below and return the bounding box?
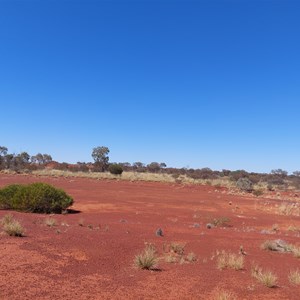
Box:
[1,145,300,192]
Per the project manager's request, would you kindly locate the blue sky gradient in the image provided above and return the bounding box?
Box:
[0,0,299,173]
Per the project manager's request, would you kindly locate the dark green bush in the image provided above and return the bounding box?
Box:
[0,184,23,209]
[0,183,73,213]
[108,164,123,175]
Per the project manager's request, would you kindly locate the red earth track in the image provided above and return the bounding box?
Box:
[0,174,300,299]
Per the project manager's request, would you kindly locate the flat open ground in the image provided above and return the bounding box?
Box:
[0,174,300,299]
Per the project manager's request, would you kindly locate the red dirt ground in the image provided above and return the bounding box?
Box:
[0,174,300,299]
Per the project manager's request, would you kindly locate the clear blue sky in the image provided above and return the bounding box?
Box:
[0,0,299,173]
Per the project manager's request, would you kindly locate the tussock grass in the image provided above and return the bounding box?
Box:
[291,246,300,258]
[170,242,185,255]
[251,264,277,288]
[165,254,178,263]
[213,289,237,300]
[1,214,24,237]
[0,214,14,226]
[278,202,300,216]
[134,245,158,270]
[45,217,57,227]
[288,269,300,285]
[186,252,197,262]
[216,251,244,270]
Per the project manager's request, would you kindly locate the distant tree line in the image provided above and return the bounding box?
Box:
[0,146,52,172]
[1,145,300,190]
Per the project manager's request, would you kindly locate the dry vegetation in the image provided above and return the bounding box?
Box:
[1,214,24,237]
[134,245,158,270]
[288,269,300,285]
[216,251,244,270]
[251,264,278,288]
[213,289,237,300]
[45,217,57,227]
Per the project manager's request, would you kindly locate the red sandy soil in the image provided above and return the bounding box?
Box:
[0,174,300,300]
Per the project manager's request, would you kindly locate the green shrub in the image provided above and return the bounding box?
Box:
[0,183,73,213]
[0,184,23,209]
[253,189,264,196]
[108,164,123,175]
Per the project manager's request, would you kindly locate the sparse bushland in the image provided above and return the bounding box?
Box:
[288,269,300,285]
[1,214,24,237]
[251,264,277,288]
[134,245,158,270]
[2,145,300,195]
[216,251,244,270]
[0,183,73,214]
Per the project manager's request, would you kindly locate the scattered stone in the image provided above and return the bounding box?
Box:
[193,223,200,228]
[119,219,127,223]
[260,229,272,235]
[240,245,247,255]
[206,223,214,229]
[156,228,163,237]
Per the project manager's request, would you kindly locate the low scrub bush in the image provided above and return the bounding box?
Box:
[236,178,253,192]
[108,164,123,175]
[0,183,73,213]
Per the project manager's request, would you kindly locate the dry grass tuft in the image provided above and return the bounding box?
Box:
[278,202,300,216]
[291,246,300,258]
[134,245,158,270]
[45,217,57,227]
[213,289,237,300]
[186,252,197,262]
[170,242,185,255]
[0,214,14,226]
[1,214,24,237]
[288,269,300,285]
[165,253,178,263]
[216,251,244,270]
[251,264,277,288]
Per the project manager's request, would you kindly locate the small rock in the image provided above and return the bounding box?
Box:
[156,228,163,237]
[193,223,200,228]
[206,223,214,229]
[260,229,272,235]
